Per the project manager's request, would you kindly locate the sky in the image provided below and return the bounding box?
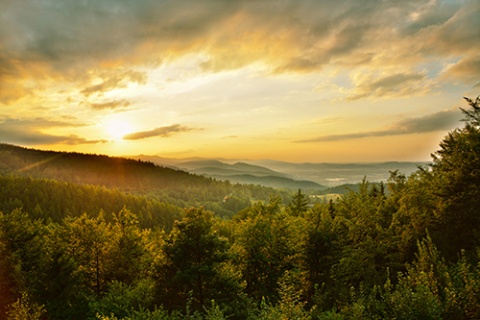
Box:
[0,0,479,163]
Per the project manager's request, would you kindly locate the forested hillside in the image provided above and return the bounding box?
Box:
[0,144,290,218]
[0,175,183,231]
[0,97,479,319]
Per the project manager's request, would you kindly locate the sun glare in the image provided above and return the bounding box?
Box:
[104,119,133,141]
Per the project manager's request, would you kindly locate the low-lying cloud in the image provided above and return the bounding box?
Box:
[347,71,430,100]
[298,109,463,143]
[0,117,107,145]
[89,99,131,110]
[81,70,147,97]
[123,124,194,140]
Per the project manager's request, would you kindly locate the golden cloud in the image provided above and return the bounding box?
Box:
[89,99,131,111]
[346,70,433,100]
[0,117,106,145]
[81,69,147,97]
[123,124,195,140]
[297,109,462,142]
[1,0,478,105]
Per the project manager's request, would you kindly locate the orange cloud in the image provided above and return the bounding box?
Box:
[81,69,147,97]
[441,56,480,85]
[89,99,131,111]
[346,70,433,100]
[297,109,462,142]
[124,124,195,140]
[0,117,106,145]
[1,0,478,106]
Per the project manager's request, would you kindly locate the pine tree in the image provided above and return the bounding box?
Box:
[430,96,480,258]
[161,208,233,311]
[287,189,309,217]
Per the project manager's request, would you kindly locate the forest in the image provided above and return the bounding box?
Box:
[0,97,479,319]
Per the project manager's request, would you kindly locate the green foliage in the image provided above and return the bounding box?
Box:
[234,203,300,303]
[287,189,309,217]
[6,292,45,320]
[0,174,183,231]
[276,271,311,320]
[203,301,227,320]
[92,279,156,319]
[160,208,237,313]
[444,252,480,318]
[427,98,480,258]
[107,208,151,284]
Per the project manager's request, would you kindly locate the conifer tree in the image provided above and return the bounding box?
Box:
[287,189,309,217]
[161,208,233,311]
[429,96,480,258]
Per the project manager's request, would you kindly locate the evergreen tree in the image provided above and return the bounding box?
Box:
[106,207,150,285]
[429,96,480,258]
[287,189,309,217]
[62,213,112,298]
[234,199,299,304]
[160,208,234,311]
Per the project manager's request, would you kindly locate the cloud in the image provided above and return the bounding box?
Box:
[441,56,480,85]
[419,1,480,56]
[123,124,194,140]
[0,117,84,129]
[0,1,473,69]
[61,135,108,145]
[297,109,462,142]
[0,117,106,145]
[89,99,131,110]
[346,70,431,100]
[222,135,238,139]
[81,69,147,96]
[0,0,478,105]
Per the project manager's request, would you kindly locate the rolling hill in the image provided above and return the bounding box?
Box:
[131,155,425,188]
[0,143,291,217]
[250,159,426,186]
[132,156,328,190]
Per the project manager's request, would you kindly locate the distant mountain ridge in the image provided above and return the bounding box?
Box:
[0,143,423,192]
[249,159,427,186]
[131,156,328,190]
[132,155,426,187]
[180,160,285,177]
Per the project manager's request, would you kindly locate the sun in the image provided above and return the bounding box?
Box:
[103,118,134,141]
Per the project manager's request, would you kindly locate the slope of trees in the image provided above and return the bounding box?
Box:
[0,144,290,218]
[0,97,479,319]
[0,175,183,231]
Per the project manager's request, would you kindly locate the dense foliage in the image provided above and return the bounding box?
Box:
[0,97,479,319]
[0,175,183,231]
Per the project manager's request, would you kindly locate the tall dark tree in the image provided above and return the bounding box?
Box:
[160,207,233,311]
[302,204,338,309]
[105,207,150,285]
[234,199,300,304]
[62,213,112,298]
[429,96,480,258]
[287,189,309,217]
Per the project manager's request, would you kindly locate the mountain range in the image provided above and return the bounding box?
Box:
[131,155,426,188]
[0,142,425,192]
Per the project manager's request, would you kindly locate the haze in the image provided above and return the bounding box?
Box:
[1,0,479,162]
